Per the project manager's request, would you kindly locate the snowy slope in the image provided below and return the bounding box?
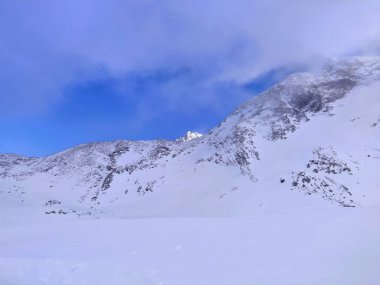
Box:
[1,57,380,220]
[0,207,379,285]
[1,57,380,285]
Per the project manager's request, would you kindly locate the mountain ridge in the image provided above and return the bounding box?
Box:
[1,56,380,219]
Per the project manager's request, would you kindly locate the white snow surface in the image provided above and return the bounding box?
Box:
[0,207,379,285]
[1,57,380,284]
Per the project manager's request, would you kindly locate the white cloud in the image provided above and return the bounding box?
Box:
[1,0,380,115]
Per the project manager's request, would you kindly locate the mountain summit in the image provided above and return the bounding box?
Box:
[1,57,380,219]
[176,131,203,142]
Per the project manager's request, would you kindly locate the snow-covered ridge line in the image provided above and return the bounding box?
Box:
[1,56,380,219]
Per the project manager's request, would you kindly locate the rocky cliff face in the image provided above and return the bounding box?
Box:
[1,57,380,218]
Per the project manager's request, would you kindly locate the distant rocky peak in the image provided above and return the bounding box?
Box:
[176,131,203,142]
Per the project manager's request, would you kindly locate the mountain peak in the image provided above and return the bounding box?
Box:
[176,131,203,142]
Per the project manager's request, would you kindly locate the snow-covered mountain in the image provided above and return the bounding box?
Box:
[1,56,380,219]
[1,57,380,285]
[176,131,203,142]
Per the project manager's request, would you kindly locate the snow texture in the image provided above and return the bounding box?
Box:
[0,57,380,284]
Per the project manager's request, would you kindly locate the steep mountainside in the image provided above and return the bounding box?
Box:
[1,57,380,219]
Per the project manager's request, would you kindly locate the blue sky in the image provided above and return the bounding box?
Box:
[0,66,288,156]
[1,1,380,156]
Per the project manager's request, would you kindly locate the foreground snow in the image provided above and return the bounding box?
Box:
[0,206,379,285]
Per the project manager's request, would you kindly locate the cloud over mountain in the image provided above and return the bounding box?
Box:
[1,0,380,115]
